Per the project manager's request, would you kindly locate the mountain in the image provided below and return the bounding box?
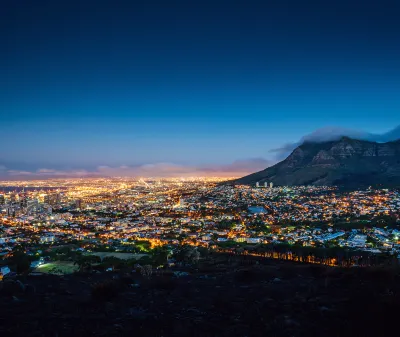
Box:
[270,125,400,159]
[234,137,400,188]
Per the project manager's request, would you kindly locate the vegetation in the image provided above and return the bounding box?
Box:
[6,250,32,274]
[216,242,396,267]
[3,254,400,336]
[84,252,147,260]
[91,280,122,300]
[34,261,79,275]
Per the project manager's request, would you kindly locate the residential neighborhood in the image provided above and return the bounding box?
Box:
[1,178,400,277]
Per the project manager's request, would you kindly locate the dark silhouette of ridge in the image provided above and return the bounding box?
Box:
[234,137,400,188]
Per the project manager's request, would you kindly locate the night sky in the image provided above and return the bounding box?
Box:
[1,0,400,178]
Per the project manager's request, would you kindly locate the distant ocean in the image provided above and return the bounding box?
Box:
[0,186,67,193]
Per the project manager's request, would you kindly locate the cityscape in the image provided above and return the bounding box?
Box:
[2,0,400,335]
[1,177,400,278]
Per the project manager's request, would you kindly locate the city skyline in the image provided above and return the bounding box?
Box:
[2,0,400,179]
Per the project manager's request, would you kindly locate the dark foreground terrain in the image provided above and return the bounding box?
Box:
[1,254,400,337]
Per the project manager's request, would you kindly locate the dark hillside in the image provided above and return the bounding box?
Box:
[1,255,400,336]
[234,138,400,188]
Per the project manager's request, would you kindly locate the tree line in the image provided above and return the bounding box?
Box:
[216,243,397,267]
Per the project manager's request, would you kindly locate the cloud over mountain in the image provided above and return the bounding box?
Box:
[271,125,400,159]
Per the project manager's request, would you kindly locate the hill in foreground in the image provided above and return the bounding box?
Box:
[1,255,400,336]
[234,137,400,188]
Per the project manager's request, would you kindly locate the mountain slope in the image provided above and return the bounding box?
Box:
[234,137,400,188]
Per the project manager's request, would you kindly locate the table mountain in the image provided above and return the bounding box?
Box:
[234,137,400,188]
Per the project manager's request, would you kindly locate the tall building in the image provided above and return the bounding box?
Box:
[256,182,260,188]
[43,194,51,205]
[0,195,5,205]
[44,193,61,206]
[6,207,15,217]
[26,199,39,214]
[19,194,27,207]
[75,199,84,209]
[264,182,268,188]
[270,182,273,188]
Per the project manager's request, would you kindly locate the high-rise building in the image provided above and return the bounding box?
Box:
[19,194,27,207]
[75,199,84,209]
[0,195,5,205]
[10,193,17,203]
[264,182,268,188]
[256,182,260,188]
[270,182,273,188]
[26,199,39,214]
[44,193,61,206]
[6,207,15,217]
[43,194,51,205]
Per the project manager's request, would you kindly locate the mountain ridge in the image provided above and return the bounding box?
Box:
[233,137,400,188]
[270,125,400,159]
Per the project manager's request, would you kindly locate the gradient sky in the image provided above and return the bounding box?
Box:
[1,0,400,178]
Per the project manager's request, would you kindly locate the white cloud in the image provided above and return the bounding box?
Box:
[6,168,94,178]
[97,163,202,177]
[270,125,400,159]
[96,159,273,178]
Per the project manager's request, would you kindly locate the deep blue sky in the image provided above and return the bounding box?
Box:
[1,0,400,177]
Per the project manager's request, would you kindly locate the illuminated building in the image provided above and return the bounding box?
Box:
[44,193,61,206]
[75,199,84,209]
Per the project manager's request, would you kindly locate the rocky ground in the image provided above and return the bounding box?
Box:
[1,254,400,337]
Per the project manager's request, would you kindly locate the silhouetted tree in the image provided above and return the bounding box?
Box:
[8,250,31,274]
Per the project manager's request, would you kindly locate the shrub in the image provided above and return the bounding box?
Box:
[91,280,120,300]
[235,269,259,283]
[150,277,177,290]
